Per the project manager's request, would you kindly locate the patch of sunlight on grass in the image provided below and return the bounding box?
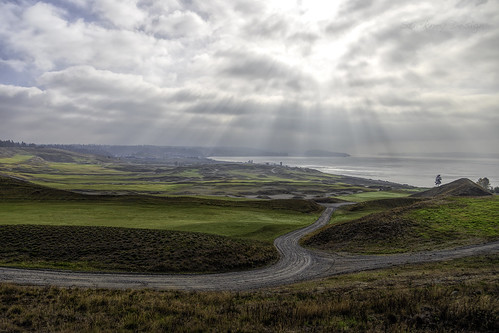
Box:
[336,191,411,202]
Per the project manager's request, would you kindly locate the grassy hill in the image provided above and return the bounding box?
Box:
[0,146,113,163]
[0,175,323,272]
[303,190,498,254]
[0,225,278,273]
[0,174,86,200]
[0,174,323,237]
[411,178,492,198]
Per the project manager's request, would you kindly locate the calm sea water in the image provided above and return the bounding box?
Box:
[212,155,499,188]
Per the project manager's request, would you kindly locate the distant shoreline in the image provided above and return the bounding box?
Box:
[211,155,499,188]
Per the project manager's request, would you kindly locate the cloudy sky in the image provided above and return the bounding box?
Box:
[0,0,498,154]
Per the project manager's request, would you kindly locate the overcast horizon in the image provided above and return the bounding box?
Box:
[1,0,498,155]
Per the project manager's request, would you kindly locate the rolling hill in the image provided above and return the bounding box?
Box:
[411,178,492,198]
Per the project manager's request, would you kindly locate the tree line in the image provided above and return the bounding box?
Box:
[477,177,499,193]
[0,140,36,147]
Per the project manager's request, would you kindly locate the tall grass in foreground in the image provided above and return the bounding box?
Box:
[1,255,497,332]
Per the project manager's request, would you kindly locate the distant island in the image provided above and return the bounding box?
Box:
[301,150,350,157]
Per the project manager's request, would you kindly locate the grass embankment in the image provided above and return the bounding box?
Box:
[303,196,499,254]
[324,197,422,224]
[1,255,497,332]
[0,225,277,273]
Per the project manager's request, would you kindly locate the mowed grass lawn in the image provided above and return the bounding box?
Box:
[0,201,319,243]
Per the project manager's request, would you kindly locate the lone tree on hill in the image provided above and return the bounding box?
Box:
[477,177,491,190]
[435,174,442,186]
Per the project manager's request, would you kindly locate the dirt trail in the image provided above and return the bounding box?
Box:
[1,203,498,291]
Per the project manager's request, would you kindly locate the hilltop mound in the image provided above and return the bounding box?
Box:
[0,175,84,200]
[411,178,492,198]
[0,146,113,163]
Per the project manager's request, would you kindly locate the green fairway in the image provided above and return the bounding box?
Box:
[335,190,413,202]
[0,201,319,243]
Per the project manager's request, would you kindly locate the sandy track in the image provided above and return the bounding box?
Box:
[1,203,498,291]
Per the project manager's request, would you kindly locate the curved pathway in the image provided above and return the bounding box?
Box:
[1,203,498,291]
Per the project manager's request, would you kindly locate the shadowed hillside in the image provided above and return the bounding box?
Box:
[0,224,278,273]
[302,204,419,253]
[411,178,492,198]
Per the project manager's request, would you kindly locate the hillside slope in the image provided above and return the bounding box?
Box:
[0,175,85,200]
[303,195,498,254]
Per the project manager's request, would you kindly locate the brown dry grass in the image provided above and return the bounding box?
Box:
[0,225,278,273]
[1,255,497,332]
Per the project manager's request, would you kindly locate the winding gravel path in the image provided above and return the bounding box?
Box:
[1,203,498,291]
